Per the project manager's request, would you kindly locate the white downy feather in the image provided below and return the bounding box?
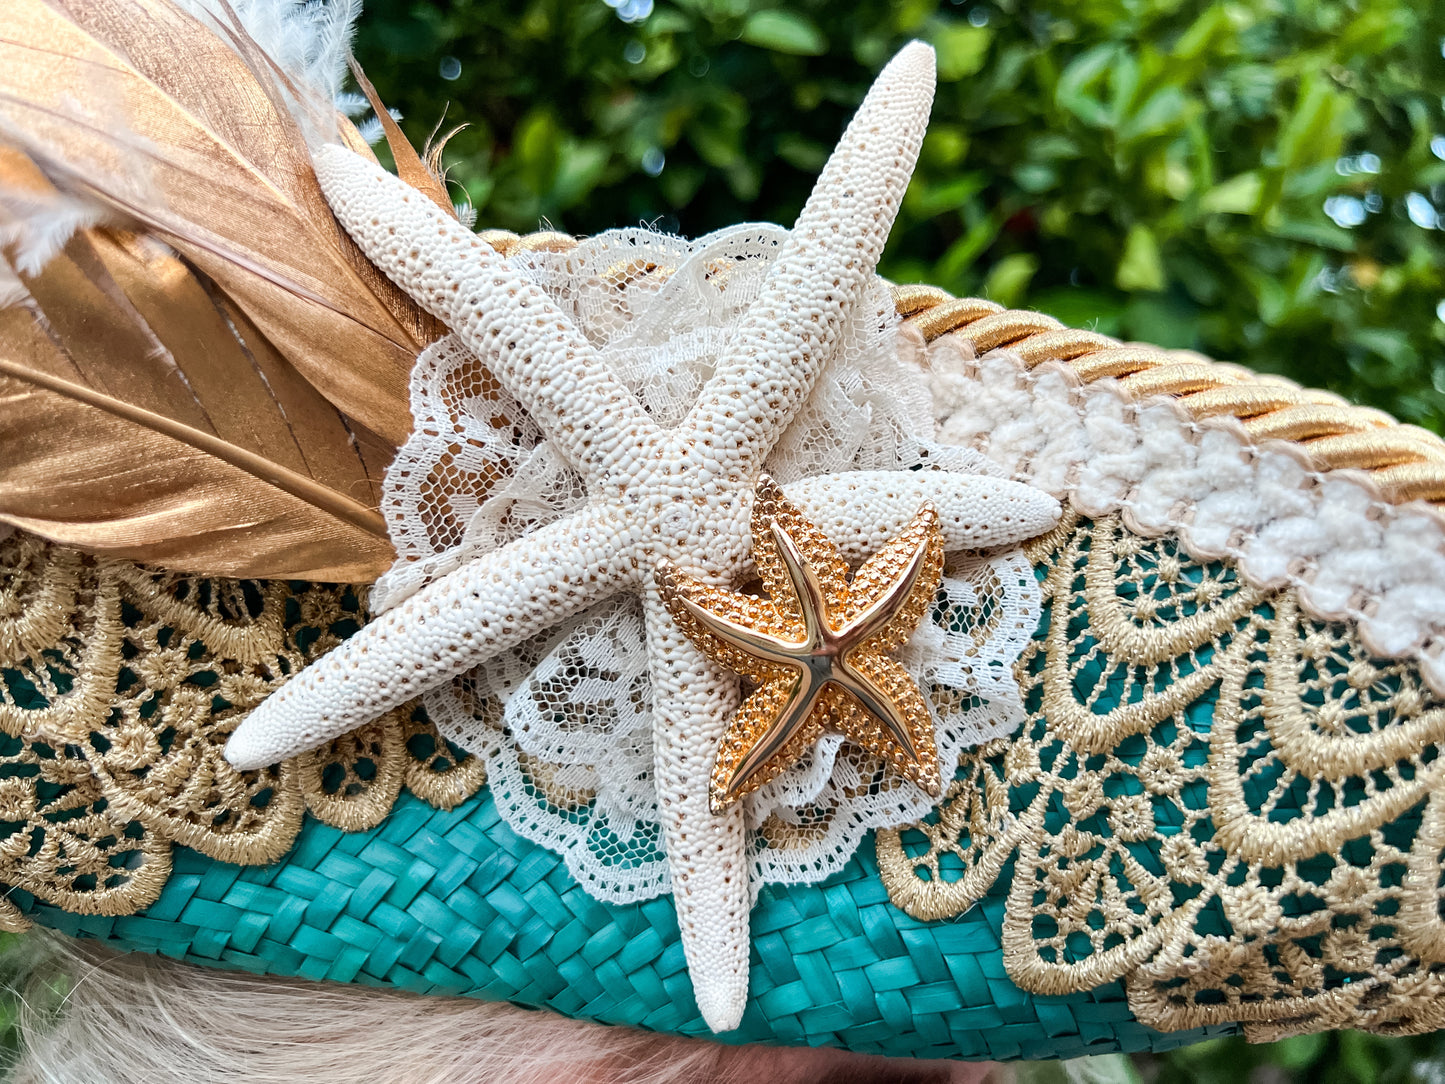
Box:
[173,0,363,107]
[0,179,112,308]
[0,0,367,305]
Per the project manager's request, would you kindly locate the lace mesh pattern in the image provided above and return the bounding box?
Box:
[375,226,1043,901]
[878,511,1445,1040]
[0,532,486,921]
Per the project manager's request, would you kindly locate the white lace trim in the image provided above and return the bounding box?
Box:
[423,548,1038,904]
[379,226,1041,902]
[925,336,1445,693]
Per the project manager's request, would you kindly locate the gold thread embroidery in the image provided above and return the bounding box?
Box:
[400,710,489,811]
[878,511,1445,1040]
[295,711,409,833]
[0,533,486,917]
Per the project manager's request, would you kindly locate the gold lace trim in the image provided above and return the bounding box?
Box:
[877,511,1445,1041]
[0,531,485,921]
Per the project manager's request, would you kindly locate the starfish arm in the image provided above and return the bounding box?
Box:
[642,594,751,1033]
[722,667,827,806]
[684,42,937,475]
[661,577,804,672]
[750,475,850,629]
[833,662,923,762]
[841,504,941,649]
[834,657,942,793]
[225,506,624,768]
[769,520,832,647]
[311,145,659,484]
[782,470,1061,560]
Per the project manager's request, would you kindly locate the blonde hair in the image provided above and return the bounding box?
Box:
[3,933,996,1084]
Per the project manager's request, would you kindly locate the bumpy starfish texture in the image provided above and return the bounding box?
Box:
[225,41,1061,1031]
[659,477,946,812]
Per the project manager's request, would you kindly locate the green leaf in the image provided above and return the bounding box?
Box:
[1119,87,1190,142]
[1032,287,1124,337]
[1122,293,1200,348]
[724,158,762,201]
[551,141,609,208]
[1014,163,1059,194]
[983,252,1040,307]
[1116,223,1167,291]
[1266,1033,1328,1071]
[1199,171,1263,214]
[932,22,992,82]
[687,122,742,169]
[1171,4,1233,64]
[1353,327,1417,370]
[935,211,1004,289]
[658,164,704,207]
[739,10,827,56]
[775,133,829,172]
[1267,216,1355,251]
[1338,1030,1384,1084]
[515,111,558,168]
[1276,72,1351,174]
[903,173,986,217]
[921,125,969,168]
[889,0,934,34]
[1056,44,1117,128]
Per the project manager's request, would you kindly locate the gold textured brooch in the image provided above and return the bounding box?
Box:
[658,476,945,812]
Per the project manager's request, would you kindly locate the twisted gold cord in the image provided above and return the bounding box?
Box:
[477,232,1445,505]
[888,283,1445,505]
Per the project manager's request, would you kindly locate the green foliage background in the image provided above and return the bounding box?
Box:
[355,0,1445,432]
[349,2,1445,1079]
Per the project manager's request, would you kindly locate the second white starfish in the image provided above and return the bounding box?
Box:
[226,42,1060,1031]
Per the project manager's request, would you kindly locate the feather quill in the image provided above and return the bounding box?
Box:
[0,0,436,445]
[0,225,394,580]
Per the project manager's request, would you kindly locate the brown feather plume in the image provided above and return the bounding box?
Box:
[0,0,473,580]
[347,58,458,218]
[0,0,439,446]
[0,225,395,581]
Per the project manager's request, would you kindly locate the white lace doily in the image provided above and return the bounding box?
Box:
[378,225,1042,903]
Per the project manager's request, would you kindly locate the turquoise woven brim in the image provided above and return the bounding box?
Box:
[12,784,1232,1061]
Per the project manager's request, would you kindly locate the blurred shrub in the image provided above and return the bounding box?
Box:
[354,0,1445,428]
[1019,1032,1445,1084]
[1140,1030,1445,1084]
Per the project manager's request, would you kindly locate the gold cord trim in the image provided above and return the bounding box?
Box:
[886,284,1445,505]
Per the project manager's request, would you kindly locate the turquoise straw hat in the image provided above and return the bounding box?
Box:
[3,0,1445,1065]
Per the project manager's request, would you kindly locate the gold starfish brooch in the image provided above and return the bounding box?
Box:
[658,476,945,813]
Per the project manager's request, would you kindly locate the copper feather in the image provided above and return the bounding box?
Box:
[0,221,396,581]
[0,0,468,579]
[0,0,438,445]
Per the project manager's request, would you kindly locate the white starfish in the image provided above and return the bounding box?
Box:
[225,41,1060,1031]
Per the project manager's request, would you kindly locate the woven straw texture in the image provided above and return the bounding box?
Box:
[13,788,1229,1061]
[0,525,1246,1061]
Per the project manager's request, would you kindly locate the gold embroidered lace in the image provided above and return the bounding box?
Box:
[6,503,1445,1042]
[0,531,484,928]
[877,510,1445,1040]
